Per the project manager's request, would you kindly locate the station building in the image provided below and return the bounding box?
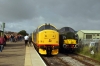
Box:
[77,30,100,40]
[77,30,100,51]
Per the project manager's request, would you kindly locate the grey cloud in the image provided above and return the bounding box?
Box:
[0,0,38,22]
[0,0,100,22]
[0,0,100,33]
[4,16,46,33]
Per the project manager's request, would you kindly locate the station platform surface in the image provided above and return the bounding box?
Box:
[24,44,46,66]
[0,41,46,66]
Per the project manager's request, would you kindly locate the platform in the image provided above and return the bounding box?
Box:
[24,44,47,66]
[0,41,46,66]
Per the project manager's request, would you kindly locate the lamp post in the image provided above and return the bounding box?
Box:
[2,22,5,36]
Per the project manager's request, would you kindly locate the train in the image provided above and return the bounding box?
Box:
[32,23,59,55]
[58,27,79,53]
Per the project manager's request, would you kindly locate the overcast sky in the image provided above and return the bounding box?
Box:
[0,0,100,34]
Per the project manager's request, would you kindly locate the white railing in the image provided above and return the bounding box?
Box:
[81,39,100,44]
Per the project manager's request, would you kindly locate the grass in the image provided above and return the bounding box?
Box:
[76,46,100,62]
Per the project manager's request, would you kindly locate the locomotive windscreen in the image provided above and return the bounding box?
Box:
[65,32,75,39]
[59,27,75,34]
[59,27,77,39]
[64,27,75,33]
[39,24,57,32]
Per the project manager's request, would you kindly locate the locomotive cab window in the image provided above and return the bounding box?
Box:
[39,26,45,31]
[50,26,57,31]
[45,25,50,29]
[69,28,75,33]
[39,24,57,32]
[45,25,57,31]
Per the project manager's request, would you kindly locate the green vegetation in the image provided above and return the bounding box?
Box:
[18,30,28,36]
[76,45,100,62]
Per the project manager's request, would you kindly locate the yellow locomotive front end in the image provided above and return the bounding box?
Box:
[38,30,59,55]
[34,23,59,55]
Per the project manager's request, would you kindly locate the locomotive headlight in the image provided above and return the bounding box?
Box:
[63,44,67,48]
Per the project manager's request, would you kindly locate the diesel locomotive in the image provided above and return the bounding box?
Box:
[32,23,59,55]
[58,27,78,53]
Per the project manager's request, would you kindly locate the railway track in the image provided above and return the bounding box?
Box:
[41,55,70,66]
[41,53,100,66]
[64,53,100,66]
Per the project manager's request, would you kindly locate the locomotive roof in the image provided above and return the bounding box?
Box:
[59,27,75,33]
[37,23,57,29]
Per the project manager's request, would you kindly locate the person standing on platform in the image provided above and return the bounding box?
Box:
[0,36,5,52]
[28,36,32,46]
[4,34,7,46]
[24,34,29,46]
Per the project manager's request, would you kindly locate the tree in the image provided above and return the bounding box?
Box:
[18,30,28,36]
